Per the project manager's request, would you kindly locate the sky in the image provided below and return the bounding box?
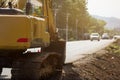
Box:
[87,0,120,18]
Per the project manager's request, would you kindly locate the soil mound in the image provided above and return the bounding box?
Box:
[62,40,120,80]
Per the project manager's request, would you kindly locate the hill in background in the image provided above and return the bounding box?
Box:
[93,15,120,30]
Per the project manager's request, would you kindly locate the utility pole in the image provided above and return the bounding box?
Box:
[76,19,78,40]
[52,1,61,28]
[66,13,69,41]
[53,4,61,38]
[54,8,59,28]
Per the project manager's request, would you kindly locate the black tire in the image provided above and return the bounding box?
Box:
[11,53,63,80]
[45,54,63,80]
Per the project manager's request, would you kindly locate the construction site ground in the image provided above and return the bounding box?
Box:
[62,39,120,80]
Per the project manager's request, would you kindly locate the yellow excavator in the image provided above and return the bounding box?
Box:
[0,0,66,80]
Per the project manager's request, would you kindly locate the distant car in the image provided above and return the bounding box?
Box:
[113,35,120,40]
[102,33,110,39]
[90,33,100,41]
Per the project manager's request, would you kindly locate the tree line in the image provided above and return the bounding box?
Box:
[52,0,106,40]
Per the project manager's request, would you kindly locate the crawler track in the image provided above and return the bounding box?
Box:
[11,53,63,80]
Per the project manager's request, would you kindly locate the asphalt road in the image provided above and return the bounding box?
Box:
[65,39,115,63]
[0,39,115,79]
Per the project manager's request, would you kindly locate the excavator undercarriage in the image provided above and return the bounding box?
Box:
[11,41,66,80]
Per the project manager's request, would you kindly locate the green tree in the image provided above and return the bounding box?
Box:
[54,0,88,40]
[52,0,106,40]
[87,16,106,34]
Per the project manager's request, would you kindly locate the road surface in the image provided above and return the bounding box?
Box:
[65,39,115,63]
[0,39,115,79]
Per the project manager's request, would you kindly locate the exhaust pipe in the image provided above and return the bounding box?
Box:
[8,1,12,8]
[25,0,33,15]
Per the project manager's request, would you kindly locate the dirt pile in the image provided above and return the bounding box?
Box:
[62,40,120,80]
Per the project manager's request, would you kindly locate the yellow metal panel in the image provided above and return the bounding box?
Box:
[34,17,50,44]
[30,16,50,46]
[0,15,31,49]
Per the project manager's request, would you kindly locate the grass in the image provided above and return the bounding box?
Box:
[106,39,120,55]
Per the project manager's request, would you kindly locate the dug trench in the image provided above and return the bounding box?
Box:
[62,39,120,80]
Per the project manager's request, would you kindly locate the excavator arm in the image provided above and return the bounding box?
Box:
[41,0,58,41]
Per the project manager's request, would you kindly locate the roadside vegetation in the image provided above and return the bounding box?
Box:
[106,39,120,55]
